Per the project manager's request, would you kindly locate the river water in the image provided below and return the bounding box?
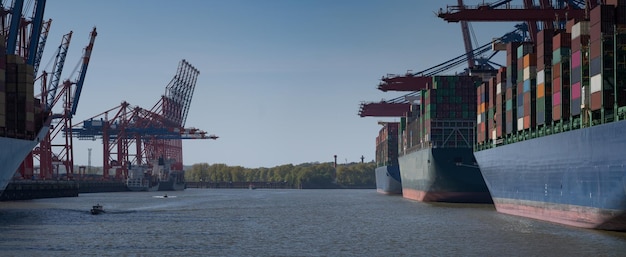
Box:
[0,189,625,256]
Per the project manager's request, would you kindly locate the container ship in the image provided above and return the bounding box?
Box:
[398,75,492,203]
[125,157,186,191]
[374,122,402,194]
[0,53,49,197]
[474,3,626,230]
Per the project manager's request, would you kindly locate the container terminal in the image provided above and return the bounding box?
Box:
[0,0,216,201]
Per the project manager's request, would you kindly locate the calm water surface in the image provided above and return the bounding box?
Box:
[0,189,625,256]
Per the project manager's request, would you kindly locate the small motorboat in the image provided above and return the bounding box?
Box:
[91,204,105,215]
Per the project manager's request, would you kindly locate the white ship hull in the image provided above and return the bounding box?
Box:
[0,127,49,196]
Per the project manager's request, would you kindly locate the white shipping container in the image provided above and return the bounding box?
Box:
[477,114,482,124]
[571,21,590,39]
[496,82,502,95]
[591,74,602,93]
[537,69,545,85]
[517,118,524,131]
[523,66,537,81]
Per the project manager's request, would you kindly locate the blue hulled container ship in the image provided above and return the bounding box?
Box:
[398,75,492,203]
[474,4,626,230]
[375,122,402,194]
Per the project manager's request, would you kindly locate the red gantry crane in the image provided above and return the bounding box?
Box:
[71,60,216,181]
[437,0,599,43]
[25,28,97,180]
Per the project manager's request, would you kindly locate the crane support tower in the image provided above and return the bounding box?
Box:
[71,60,216,181]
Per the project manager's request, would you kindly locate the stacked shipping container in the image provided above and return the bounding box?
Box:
[5,54,35,139]
[375,122,399,167]
[0,38,5,130]
[477,76,498,145]
[401,75,477,153]
[477,80,486,144]
[570,21,590,117]
[536,29,554,125]
[519,45,536,130]
[494,68,506,138]
[552,31,571,121]
[477,3,626,147]
[505,42,521,134]
[589,5,616,115]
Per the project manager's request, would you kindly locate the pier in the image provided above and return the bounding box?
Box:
[0,181,79,201]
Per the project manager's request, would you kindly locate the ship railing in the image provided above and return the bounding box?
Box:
[476,112,626,152]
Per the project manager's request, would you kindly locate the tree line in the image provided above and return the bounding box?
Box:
[184,161,376,189]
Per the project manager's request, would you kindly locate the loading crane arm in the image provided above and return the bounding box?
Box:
[70,27,97,117]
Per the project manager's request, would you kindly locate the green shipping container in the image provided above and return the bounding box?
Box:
[536,97,545,112]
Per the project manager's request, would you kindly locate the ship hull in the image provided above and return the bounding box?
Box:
[157,179,185,191]
[398,147,492,203]
[475,120,626,231]
[375,165,402,194]
[0,127,49,196]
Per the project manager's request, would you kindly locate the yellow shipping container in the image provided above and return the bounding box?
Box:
[523,53,536,68]
[537,83,545,98]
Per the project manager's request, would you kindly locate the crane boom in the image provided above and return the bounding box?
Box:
[27,0,47,66]
[6,0,24,54]
[71,27,97,116]
[458,0,474,70]
[46,31,72,111]
[33,19,52,76]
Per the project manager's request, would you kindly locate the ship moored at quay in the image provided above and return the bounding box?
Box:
[396,76,492,203]
[361,1,626,231]
[374,122,402,194]
[472,3,626,231]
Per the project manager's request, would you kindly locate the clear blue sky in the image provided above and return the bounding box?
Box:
[40,0,515,168]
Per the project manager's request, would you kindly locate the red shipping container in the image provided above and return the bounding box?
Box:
[553,32,572,50]
[524,115,530,129]
[571,50,582,68]
[553,104,562,121]
[589,38,602,59]
[590,5,616,26]
[591,91,604,110]
[553,91,562,106]
[553,62,561,78]
[606,0,626,6]
[571,35,590,53]
[506,87,513,102]
[553,77,562,93]
[489,78,496,108]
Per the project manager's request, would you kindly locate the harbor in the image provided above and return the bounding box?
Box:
[1,189,625,256]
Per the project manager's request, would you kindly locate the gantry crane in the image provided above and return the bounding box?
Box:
[437,0,598,43]
[70,60,216,180]
[28,30,72,179]
[359,26,525,118]
[26,28,97,180]
[4,0,48,62]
